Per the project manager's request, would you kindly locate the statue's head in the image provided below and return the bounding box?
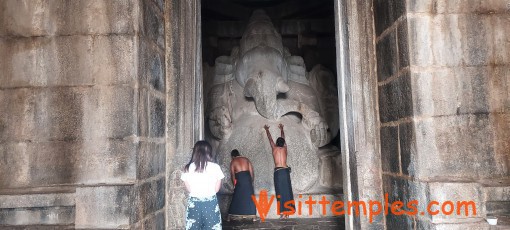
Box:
[240,10,283,57]
[234,46,289,119]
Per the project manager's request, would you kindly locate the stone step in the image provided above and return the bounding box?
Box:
[223,217,345,230]
[480,178,510,216]
[0,189,76,226]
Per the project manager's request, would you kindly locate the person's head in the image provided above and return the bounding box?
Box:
[185,140,213,173]
[276,137,285,147]
[231,149,240,158]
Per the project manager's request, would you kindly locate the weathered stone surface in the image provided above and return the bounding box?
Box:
[318,147,342,188]
[77,86,137,140]
[407,16,434,66]
[486,201,510,215]
[140,41,165,92]
[491,113,510,176]
[373,0,406,35]
[137,88,149,137]
[493,16,510,64]
[75,185,133,229]
[399,121,414,175]
[0,140,136,188]
[397,19,409,69]
[74,140,137,184]
[0,89,36,142]
[430,14,463,67]
[489,66,510,113]
[0,141,75,188]
[137,142,166,180]
[141,0,164,49]
[0,192,75,225]
[134,177,165,223]
[376,31,398,82]
[482,183,510,202]
[412,114,504,180]
[407,0,509,14]
[0,86,136,142]
[386,211,414,230]
[149,96,165,138]
[141,211,165,230]
[0,0,136,37]
[0,193,74,209]
[0,206,75,226]
[428,182,482,222]
[411,67,490,117]
[166,170,187,229]
[459,15,494,66]
[380,126,399,173]
[407,13,500,67]
[0,35,137,88]
[378,73,413,123]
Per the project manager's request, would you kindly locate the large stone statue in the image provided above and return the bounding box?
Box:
[206,10,341,194]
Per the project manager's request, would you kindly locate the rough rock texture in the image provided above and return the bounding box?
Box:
[0,0,166,228]
[205,10,341,195]
[375,0,510,229]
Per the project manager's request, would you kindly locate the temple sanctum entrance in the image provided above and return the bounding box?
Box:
[0,0,508,229]
[201,0,343,220]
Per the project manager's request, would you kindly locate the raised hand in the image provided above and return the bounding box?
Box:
[278,123,284,130]
[264,124,269,130]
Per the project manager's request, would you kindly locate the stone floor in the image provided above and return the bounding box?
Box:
[223,217,345,230]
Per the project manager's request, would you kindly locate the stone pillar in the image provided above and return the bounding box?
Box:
[338,0,385,229]
[0,0,166,228]
[165,0,203,229]
[375,0,510,229]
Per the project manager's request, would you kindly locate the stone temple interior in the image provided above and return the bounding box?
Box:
[201,1,343,217]
[0,0,509,229]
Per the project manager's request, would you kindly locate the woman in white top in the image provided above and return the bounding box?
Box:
[181,140,225,230]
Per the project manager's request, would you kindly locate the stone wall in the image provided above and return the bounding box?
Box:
[0,0,166,228]
[133,0,166,229]
[375,0,510,229]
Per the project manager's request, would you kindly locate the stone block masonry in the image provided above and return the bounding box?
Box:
[375,0,510,229]
[0,0,166,228]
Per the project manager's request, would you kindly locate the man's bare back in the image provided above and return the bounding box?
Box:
[272,147,287,168]
[230,154,254,184]
[230,156,252,173]
[264,124,288,168]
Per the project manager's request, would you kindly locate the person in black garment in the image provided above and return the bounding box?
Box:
[228,149,257,221]
[264,123,295,219]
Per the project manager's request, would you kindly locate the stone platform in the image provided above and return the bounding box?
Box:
[223,217,345,230]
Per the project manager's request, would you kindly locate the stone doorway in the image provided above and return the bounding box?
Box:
[164,0,382,229]
[201,0,344,221]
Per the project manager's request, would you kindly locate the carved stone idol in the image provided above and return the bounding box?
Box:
[205,10,341,194]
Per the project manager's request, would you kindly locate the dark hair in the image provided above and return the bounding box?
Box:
[231,149,240,158]
[185,140,213,173]
[276,137,285,147]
